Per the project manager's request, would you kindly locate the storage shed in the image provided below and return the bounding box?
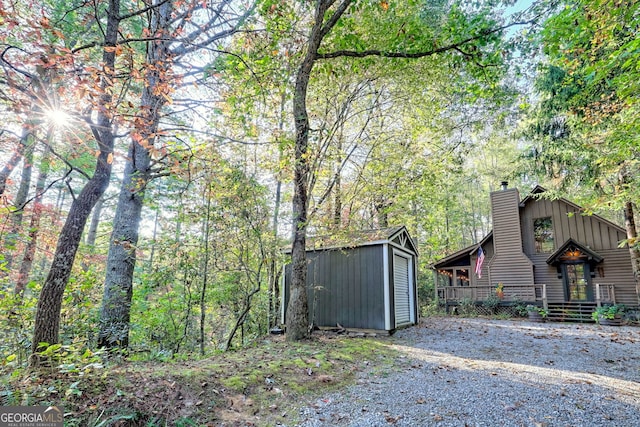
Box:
[282,226,419,332]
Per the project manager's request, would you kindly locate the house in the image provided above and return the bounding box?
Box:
[282,226,418,332]
[432,183,637,320]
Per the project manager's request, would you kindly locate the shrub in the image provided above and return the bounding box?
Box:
[459,297,476,316]
[591,304,625,321]
[483,294,501,314]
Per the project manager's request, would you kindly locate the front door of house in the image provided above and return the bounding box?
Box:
[562,262,593,301]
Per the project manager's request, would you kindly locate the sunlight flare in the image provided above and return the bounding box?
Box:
[44,108,71,128]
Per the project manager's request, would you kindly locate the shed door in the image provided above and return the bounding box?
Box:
[393,253,411,326]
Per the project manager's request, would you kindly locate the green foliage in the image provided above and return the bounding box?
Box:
[0,265,104,374]
[0,288,37,373]
[459,297,476,316]
[125,158,277,356]
[511,298,528,317]
[591,304,625,321]
[417,269,435,309]
[521,0,640,221]
[421,301,445,317]
[482,294,501,314]
[526,305,548,318]
[61,269,102,345]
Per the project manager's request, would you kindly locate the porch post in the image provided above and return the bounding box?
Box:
[611,285,616,304]
[595,283,601,308]
[542,284,548,311]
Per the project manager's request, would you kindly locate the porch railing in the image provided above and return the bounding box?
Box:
[595,283,616,307]
[437,284,546,304]
[437,283,617,309]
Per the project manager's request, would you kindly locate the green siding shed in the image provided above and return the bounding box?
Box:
[282,226,418,332]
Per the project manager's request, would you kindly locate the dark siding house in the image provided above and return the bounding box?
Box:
[282,226,418,332]
[433,184,638,319]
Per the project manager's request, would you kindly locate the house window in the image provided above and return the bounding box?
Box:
[534,217,554,253]
[456,269,469,286]
[436,268,470,286]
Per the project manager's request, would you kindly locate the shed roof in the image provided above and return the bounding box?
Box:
[284,225,418,255]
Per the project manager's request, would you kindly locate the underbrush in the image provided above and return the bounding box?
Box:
[1,333,400,426]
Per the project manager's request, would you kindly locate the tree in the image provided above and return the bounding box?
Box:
[15,136,52,297]
[98,0,255,350]
[98,0,175,350]
[523,0,640,303]
[30,0,122,362]
[286,0,533,340]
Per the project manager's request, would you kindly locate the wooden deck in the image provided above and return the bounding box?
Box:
[437,284,545,304]
[437,283,617,312]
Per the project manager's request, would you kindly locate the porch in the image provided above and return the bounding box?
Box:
[436,283,617,315]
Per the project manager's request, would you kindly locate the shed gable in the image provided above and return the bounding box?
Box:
[389,227,418,256]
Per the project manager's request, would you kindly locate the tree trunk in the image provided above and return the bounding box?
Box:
[286,17,318,341]
[199,187,212,355]
[622,200,640,305]
[224,285,261,351]
[375,197,390,228]
[268,91,286,329]
[268,178,282,328]
[98,0,172,349]
[0,151,23,197]
[147,208,160,272]
[333,138,342,228]
[15,142,51,297]
[31,0,120,363]
[32,161,114,355]
[616,169,640,305]
[81,196,104,272]
[287,0,352,341]
[54,184,66,217]
[3,134,35,272]
[85,196,104,248]
[0,121,38,197]
[97,140,150,348]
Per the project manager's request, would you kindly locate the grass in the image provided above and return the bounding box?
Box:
[2,332,401,426]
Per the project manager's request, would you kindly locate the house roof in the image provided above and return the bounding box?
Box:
[432,185,625,269]
[430,231,492,269]
[520,185,626,233]
[284,225,418,255]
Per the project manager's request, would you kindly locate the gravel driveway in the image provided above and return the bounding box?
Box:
[295,317,640,427]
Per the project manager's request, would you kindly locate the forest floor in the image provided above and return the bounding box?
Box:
[4,329,402,426]
[4,317,639,426]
